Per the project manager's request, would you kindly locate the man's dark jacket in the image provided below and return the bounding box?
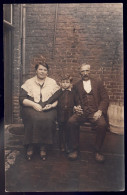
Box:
[73,77,109,115]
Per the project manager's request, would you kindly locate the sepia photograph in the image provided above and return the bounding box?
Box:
[3,3,124,192]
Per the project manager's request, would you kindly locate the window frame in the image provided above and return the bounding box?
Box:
[3,4,14,28]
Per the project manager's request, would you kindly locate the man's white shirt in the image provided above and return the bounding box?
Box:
[83,80,92,93]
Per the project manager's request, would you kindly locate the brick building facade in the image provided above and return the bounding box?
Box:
[4,3,123,124]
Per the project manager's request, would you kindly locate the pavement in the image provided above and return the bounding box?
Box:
[2,123,125,192]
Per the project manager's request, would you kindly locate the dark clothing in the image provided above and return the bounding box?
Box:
[57,89,75,122]
[45,88,76,122]
[80,89,98,117]
[67,77,109,153]
[74,78,109,115]
[45,88,76,150]
[58,122,70,151]
[19,89,57,145]
[67,113,107,153]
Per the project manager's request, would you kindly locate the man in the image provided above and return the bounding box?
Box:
[67,63,109,162]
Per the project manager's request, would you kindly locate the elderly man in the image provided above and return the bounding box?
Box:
[67,63,109,162]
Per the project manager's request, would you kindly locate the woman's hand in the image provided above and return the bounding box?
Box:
[23,99,43,111]
[32,103,43,111]
[42,104,52,111]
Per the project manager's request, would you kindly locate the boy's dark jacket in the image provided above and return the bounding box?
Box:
[44,88,77,122]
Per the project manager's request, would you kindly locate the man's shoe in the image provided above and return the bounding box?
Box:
[67,151,78,161]
[95,152,105,163]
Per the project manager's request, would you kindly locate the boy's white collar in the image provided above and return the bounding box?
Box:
[62,88,72,91]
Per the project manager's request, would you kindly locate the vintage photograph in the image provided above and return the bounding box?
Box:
[3,3,124,192]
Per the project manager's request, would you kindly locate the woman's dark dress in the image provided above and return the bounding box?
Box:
[19,89,57,145]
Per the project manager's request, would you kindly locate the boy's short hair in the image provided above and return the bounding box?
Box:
[60,74,73,82]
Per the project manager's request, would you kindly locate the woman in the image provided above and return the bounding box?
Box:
[19,62,59,161]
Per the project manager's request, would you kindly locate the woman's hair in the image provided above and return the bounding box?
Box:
[35,62,49,71]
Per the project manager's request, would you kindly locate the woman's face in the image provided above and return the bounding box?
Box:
[36,65,48,80]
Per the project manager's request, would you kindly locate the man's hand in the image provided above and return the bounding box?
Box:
[32,103,43,112]
[93,110,102,121]
[42,104,52,111]
[74,105,83,115]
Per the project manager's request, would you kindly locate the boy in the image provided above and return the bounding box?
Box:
[43,74,76,152]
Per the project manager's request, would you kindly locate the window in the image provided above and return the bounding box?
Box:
[3,4,13,25]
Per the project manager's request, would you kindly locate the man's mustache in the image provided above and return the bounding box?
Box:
[83,75,88,77]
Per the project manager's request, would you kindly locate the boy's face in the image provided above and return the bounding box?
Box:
[61,79,71,90]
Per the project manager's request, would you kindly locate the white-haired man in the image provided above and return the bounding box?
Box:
[67,63,109,162]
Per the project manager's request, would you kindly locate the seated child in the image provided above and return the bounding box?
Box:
[43,74,76,152]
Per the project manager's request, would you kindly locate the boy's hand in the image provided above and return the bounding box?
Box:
[43,104,52,111]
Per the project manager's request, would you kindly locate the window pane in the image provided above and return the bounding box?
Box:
[3,4,12,23]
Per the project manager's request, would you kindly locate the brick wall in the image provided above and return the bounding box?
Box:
[12,4,22,123]
[12,3,123,123]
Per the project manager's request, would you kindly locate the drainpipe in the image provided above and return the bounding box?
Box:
[52,4,59,59]
[20,4,23,86]
[21,4,26,80]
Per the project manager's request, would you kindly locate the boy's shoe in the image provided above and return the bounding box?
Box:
[60,147,65,152]
[59,143,66,152]
[65,149,71,154]
[26,145,34,161]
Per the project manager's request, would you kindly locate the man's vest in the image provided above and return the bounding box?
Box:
[81,89,98,117]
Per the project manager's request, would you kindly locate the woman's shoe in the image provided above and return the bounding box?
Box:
[40,150,47,161]
[26,145,34,161]
[40,145,47,160]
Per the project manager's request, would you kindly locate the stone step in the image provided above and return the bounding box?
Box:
[5,124,124,155]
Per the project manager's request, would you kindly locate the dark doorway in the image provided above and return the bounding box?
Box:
[3,27,13,124]
[3,4,14,124]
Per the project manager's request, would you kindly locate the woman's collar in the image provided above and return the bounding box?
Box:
[35,75,48,86]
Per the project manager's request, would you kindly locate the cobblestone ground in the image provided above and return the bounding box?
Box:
[5,150,20,172]
[5,148,124,192]
[4,124,125,192]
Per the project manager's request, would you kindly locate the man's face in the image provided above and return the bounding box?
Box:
[61,79,71,90]
[36,65,48,80]
[80,65,90,81]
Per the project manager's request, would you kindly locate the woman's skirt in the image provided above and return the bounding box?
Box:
[21,107,57,145]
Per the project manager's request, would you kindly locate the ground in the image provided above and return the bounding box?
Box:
[3,123,125,192]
